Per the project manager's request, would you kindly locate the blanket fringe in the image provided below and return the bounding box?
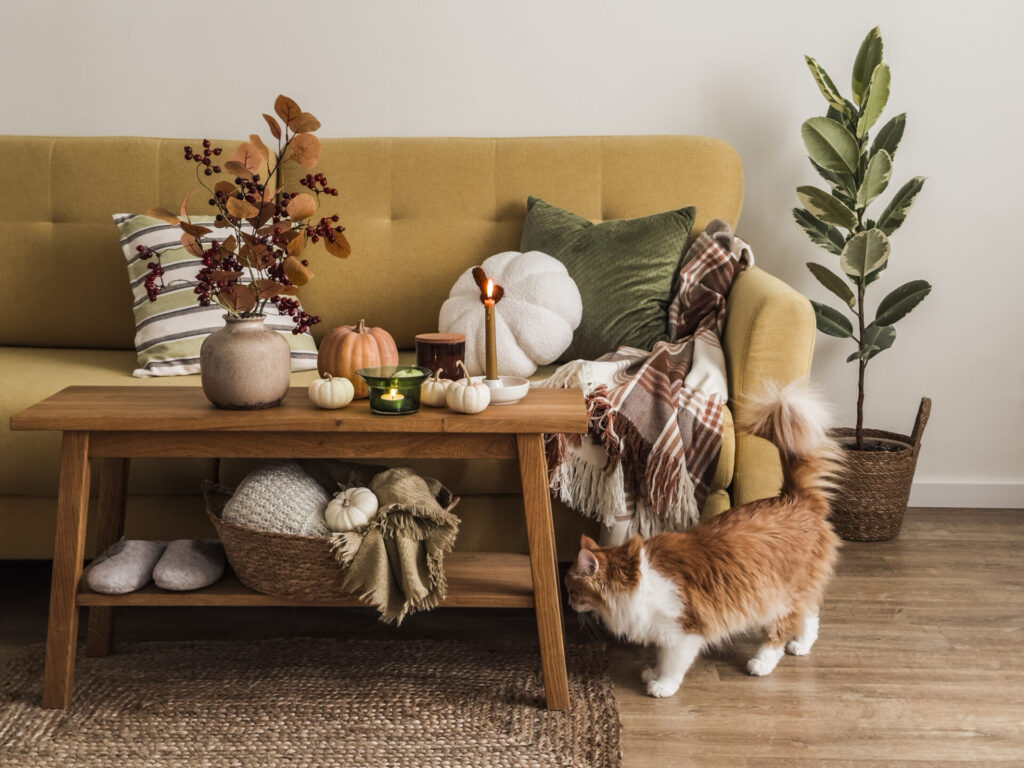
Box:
[537,360,612,396]
[550,441,627,529]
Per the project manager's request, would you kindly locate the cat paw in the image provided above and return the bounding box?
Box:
[645,678,680,698]
[641,666,658,683]
[785,638,813,656]
[746,657,776,676]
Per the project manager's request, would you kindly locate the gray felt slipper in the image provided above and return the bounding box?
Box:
[86,539,167,594]
[152,539,226,591]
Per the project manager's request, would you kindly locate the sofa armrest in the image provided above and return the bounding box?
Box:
[723,266,815,505]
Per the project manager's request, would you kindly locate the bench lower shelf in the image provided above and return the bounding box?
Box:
[77,551,536,608]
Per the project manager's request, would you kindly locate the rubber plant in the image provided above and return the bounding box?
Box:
[796,27,931,449]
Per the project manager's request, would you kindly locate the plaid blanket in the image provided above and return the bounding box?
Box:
[538,220,753,542]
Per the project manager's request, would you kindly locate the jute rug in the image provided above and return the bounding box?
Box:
[0,637,620,767]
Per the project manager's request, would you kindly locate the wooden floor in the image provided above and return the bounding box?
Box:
[1,508,1022,766]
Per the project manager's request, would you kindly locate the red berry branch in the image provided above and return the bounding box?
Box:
[141,95,349,334]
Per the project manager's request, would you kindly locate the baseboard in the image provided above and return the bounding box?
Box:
[910,481,1024,509]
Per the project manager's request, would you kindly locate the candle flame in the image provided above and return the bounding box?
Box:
[485,279,494,299]
[389,388,398,397]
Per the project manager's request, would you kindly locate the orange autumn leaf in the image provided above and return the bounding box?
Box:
[249,134,270,161]
[146,207,179,225]
[286,232,305,258]
[226,197,259,219]
[181,232,205,257]
[252,203,274,227]
[238,243,273,269]
[288,133,321,168]
[214,180,236,200]
[283,255,313,286]
[288,112,321,133]
[216,283,257,314]
[262,113,282,140]
[274,95,302,127]
[179,190,199,217]
[223,160,253,180]
[286,193,317,220]
[324,232,351,258]
[208,269,243,283]
[230,142,262,173]
[256,279,299,299]
[178,220,211,238]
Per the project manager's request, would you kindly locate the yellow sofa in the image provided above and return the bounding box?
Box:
[0,135,813,560]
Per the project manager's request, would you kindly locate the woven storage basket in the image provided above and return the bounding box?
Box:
[203,483,347,599]
[203,476,460,600]
[829,397,931,542]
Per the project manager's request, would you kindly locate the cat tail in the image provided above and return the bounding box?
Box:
[736,380,843,515]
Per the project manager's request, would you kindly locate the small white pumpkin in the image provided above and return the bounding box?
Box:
[309,373,355,410]
[324,486,379,532]
[420,368,451,408]
[445,360,491,414]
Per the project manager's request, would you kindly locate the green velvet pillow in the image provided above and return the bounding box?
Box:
[520,197,696,361]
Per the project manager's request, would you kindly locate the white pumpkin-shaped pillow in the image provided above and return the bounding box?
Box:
[438,251,582,377]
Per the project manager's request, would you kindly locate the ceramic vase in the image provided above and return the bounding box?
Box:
[200,315,291,409]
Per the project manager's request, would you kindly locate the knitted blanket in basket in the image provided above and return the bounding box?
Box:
[329,468,460,625]
[538,219,752,542]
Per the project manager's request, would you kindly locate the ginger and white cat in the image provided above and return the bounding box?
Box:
[565,382,842,697]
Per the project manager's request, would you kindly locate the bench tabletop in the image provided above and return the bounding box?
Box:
[10,385,588,435]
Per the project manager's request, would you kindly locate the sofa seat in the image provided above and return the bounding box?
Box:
[1,345,734,559]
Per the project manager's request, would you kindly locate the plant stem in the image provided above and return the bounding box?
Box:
[851,122,869,449]
[856,283,866,448]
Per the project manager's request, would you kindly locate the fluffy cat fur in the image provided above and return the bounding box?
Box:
[565,381,843,697]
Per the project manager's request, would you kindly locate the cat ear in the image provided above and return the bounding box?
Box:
[576,548,599,576]
[625,534,643,553]
[580,534,599,551]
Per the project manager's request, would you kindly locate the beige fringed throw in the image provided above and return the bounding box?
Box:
[330,468,460,625]
[539,220,753,543]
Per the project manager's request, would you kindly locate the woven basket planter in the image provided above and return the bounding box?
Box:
[829,397,931,542]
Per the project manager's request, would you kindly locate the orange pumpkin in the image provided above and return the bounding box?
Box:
[317,319,399,399]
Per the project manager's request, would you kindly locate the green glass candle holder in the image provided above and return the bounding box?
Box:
[356,366,432,414]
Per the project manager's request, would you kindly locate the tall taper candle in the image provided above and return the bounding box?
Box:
[484,281,497,380]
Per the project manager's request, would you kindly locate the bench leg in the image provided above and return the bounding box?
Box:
[86,458,129,657]
[42,431,90,708]
[517,433,570,711]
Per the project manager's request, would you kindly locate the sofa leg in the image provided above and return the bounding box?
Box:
[86,458,129,658]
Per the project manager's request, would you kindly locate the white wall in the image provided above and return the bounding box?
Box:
[2,0,1021,507]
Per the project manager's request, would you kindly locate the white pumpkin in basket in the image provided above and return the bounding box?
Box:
[324,486,379,532]
[439,251,581,377]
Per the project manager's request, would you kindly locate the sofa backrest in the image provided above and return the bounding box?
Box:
[0,135,743,350]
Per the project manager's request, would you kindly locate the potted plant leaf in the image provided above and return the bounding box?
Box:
[795,27,932,541]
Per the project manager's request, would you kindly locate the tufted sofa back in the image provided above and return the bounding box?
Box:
[0,135,742,349]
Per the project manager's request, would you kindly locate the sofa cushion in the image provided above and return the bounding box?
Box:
[113,213,319,377]
[520,197,695,361]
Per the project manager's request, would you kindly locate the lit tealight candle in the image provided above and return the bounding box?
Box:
[381,388,404,402]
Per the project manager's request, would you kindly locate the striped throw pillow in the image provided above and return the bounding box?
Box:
[115,213,319,377]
